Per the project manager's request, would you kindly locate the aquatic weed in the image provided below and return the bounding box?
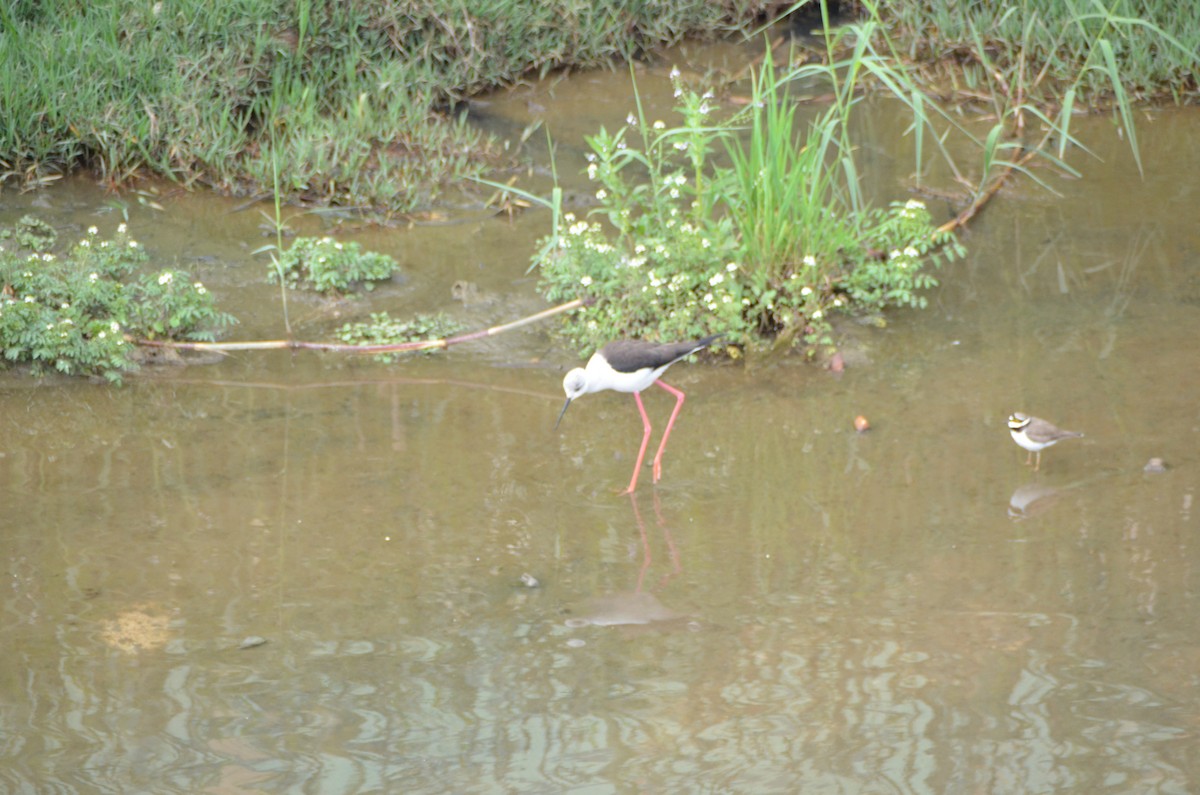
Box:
[0,220,236,381]
[266,236,401,295]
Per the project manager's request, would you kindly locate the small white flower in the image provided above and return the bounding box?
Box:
[803,255,816,268]
[580,275,593,287]
[89,273,99,282]
[158,271,173,285]
[904,246,920,258]
[673,142,688,151]
[117,223,128,234]
[79,239,90,247]
[128,241,138,249]
[800,286,813,297]
[626,113,637,126]
[98,331,106,339]
[726,262,738,272]
[811,310,823,320]
[905,199,926,210]
[110,322,120,333]
[334,242,343,250]
[708,273,724,286]
[669,67,680,80]
[24,296,35,303]
[653,120,665,130]
[42,254,54,262]
[194,282,207,294]
[88,226,98,235]
[596,189,607,200]
[61,302,70,309]
[889,249,902,260]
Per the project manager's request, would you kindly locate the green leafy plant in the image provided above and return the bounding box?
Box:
[336,311,466,362]
[267,236,401,295]
[534,61,960,355]
[842,200,962,311]
[0,221,236,381]
[0,215,57,253]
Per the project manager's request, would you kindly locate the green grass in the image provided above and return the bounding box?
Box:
[2,1,1194,215]
[0,0,767,211]
[878,0,1200,105]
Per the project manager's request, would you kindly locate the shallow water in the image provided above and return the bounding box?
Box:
[2,41,1199,794]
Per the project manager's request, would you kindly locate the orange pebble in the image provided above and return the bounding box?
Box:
[854,415,871,433]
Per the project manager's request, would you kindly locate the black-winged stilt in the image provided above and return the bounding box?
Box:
[557,335,722,493]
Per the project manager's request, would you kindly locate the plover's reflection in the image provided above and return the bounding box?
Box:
[1008,482,1061,519]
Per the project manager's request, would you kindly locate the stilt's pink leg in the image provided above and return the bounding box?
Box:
[623,391,653,494]
[650,380,686,483]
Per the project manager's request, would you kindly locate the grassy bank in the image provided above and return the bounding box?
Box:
[0,0,767,212]
[880,0,1200,105]
[2,2,1196,213]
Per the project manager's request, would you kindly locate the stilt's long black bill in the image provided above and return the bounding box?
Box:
[554,397,572,430]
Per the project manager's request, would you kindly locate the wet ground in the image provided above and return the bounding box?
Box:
[3,39,1199,794]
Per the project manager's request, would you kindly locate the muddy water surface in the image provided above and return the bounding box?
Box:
[3,45,1199,794]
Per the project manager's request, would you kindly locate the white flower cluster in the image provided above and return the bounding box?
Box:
[898,199,927,220]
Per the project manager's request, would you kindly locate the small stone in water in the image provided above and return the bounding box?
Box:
[1143,457,1167,473]
[238,636,267,650]
[519,573,540,588]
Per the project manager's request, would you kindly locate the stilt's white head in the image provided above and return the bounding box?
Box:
[556,367,590,429]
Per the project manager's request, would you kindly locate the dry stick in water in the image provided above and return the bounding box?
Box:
[936,147,1039,235]
[135,297,588,355]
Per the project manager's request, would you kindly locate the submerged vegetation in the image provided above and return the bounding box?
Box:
[336,311,467,363]
[267,236,402,295]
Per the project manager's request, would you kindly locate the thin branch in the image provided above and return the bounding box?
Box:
[135,297,588,354]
